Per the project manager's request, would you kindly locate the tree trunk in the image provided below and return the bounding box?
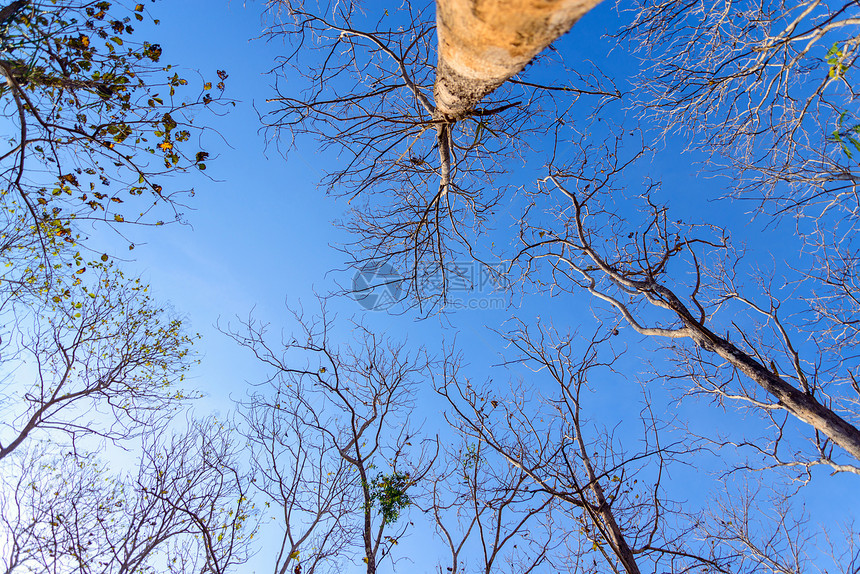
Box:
[434,0,603,119]
[652,284,860,465]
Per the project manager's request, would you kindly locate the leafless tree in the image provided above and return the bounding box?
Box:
[508,127,860,473]
[132,417,258,574]
[226,303,438,574]
[239,377,358,574]
[618,0,860,412]
[0,417,256,574]
[437,320,851,572]
[261,0,860,457]
[424,440,559,574]
[621,0,860,204]
[261,0,618,308]
[439,323,728,573]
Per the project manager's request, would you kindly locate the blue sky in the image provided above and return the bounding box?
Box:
[80,0,860,571]
[116,0,594,413]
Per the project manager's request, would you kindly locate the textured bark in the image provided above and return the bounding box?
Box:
[576,426,642,574]
[0,0,27,27]
[434,0,602,119]
[636,283,860,465]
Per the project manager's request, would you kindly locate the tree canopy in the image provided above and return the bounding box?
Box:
[2,0,860,573]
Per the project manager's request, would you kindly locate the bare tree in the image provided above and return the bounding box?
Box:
[257,0,860,569]
[439,323,728,573]
[509,132,860,471]
[262,0,860,457]
[617,0,860,427]
[621,0,860,204]
[0,417,256,574]
[239,377,359,574]
[424,440,559,574]
[226,304,438,574]
[262,0,618,307]
[133,417,258,574]
[437,320,854,573]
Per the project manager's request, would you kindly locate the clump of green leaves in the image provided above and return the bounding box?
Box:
[462,443,480,471]
[827,42,849,79]
[827,111,860,159]
[367,471,413,525]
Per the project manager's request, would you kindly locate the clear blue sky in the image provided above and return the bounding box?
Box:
[90,0,860,571]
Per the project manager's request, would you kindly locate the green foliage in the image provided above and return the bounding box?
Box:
[827,110,860,159]
[462,443,480,472]
[367,471,413,525]
[826,42,849,79]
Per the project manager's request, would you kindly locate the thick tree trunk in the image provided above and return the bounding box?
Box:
[434,0,602,119]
